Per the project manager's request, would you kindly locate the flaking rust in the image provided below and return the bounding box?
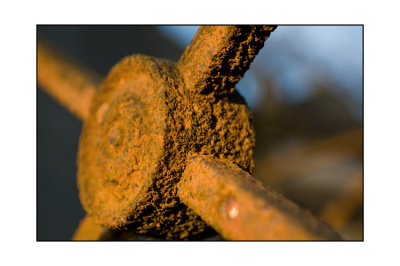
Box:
[77,26,275,240]
[178,155,342,240]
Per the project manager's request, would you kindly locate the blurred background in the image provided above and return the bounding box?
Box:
[37,25,363,240]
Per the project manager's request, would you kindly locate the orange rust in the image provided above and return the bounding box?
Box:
[178,26,276,96]
[178,154,342,240]
[78,55,170,230]
[319,167,363,230]
[76,26,275,240]
[39,26,356,241]
[37,38,101,120]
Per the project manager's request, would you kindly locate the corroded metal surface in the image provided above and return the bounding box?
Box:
[37,38,101,120]
[178,155,342,240]
[39,26,345,241]
[78,55,172,230]
[77,26,274,240]
[178,26,276,96]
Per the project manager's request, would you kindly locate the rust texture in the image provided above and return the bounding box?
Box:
[77,26,274,240]
[178,154,342,240]
[177,26,276,96]
[37,38,101,120]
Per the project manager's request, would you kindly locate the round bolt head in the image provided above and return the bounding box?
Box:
[78,54,255,239]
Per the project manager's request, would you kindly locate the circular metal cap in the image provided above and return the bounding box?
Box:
[78,55,170,228]
[77,54,255,239]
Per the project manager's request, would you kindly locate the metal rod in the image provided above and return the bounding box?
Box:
[178,154,342,240]
[177,25,276,96]
[37,38,101,120]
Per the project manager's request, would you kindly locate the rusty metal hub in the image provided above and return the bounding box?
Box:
[78,53,255,239]
[39,26,344,241]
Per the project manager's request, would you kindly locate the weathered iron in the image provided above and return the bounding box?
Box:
[178,155,342,240]
[77,26,275,240]
[38,25,344,240]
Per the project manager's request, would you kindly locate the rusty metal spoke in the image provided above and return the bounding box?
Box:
[177,26,276,95]
[38,26,350,241]
[178,154,342,240]
[37,38,101,120]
